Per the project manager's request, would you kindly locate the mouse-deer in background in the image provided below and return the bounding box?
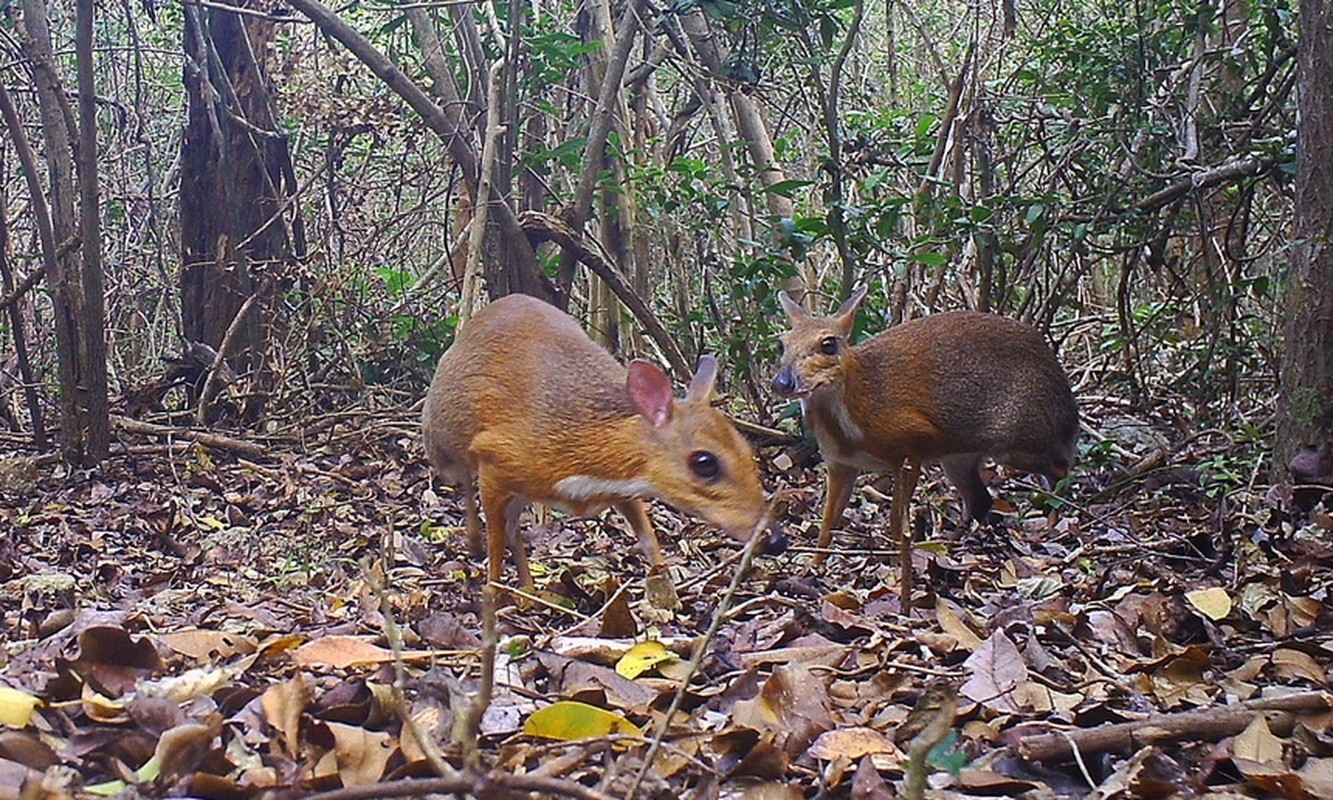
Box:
[423,293,785,600]
[772,286,1078,606]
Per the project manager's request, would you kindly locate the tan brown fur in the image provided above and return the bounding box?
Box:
[423,294,773,588]
[773,287,1078,605]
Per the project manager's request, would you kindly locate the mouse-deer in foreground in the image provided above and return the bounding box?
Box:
[772,286,1078,606]
[422,293,785,599]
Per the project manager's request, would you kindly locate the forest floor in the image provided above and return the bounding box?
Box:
[0,398,1331,799]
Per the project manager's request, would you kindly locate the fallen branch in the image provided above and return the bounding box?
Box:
[195,287,259,427]
[1018,691,1333,763]
[300,771,615,800]
[733,417,798,447]
[0,264,46,312]
[111,415,268,459]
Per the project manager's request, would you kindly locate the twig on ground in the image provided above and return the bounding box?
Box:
[627,506,776,797]
[300,772,617,800]
[372,520,459,781]
[1018,690,1333,762]
[112,415,267,458]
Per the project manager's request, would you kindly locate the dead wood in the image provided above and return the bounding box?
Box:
[300,772,615,800]
[1018,690,1333,763]
[112,415,268,459]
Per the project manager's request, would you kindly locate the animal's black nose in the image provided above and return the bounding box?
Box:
[761,524,788,555]
[771,367,797,396]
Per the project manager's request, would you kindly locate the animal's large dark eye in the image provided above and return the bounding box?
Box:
[689,451,721,481]
[819,336,839,356]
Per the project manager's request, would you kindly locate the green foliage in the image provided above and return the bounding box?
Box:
[1197,452,1249,499]
[928,731,969,775]
[523,27,604,90]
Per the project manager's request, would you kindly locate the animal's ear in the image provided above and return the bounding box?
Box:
[831,285,868,334]
[688,355,718,402]
[778,291,811,324]
[627,359,674,429]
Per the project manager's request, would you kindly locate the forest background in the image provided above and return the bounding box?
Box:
[0,0,1328,477]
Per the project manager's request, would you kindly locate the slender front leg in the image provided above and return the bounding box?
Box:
[814,461,860,566]
[615,499,665,567]
[891,459,921,609]
[617,499,678,609]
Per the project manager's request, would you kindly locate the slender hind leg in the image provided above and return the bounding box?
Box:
[504,497,531,590]
[462,478,484,558]
[478,472,533,591]
[891,459,921,608]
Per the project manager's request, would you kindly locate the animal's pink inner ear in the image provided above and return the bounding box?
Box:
[627,359,674,428]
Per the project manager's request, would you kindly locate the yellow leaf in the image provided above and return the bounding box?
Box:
[523,701,644,742]
[84,779,130,796]
[1186,587,1232,620]
[136,755,162,783]
[0,685,40,728]
[615,641,674,679]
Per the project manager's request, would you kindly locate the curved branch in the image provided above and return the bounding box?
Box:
[518,210,692,382]
[1129,154,1275,215]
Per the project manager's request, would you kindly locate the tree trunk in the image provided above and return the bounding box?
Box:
[180,0,303,419]
[678,10,811,298]
[17,0,108,466]
[74,0,109,461]
[1276,0,1333,478]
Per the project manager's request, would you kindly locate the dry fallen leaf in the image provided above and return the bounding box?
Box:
[1233,714,1283,764]
[262,675,312,758]
[291,636,396,668]
[740,781,803,800]
[960,630,1028,713]
[326,722,396,787]
[138,666,237,703]
[1272,648,1326,684]
[807,727,898,762]
[731,664,836,757]
[291,635,450,669]
[1185,586,1232,620]
[154,719,222,784]
[158,629,257,661]
[935,598,985,651]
